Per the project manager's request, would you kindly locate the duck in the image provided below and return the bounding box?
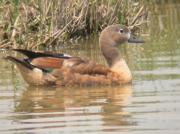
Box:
[5,24,144,86]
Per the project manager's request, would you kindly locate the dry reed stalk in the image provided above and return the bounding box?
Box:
[32,19,74,49]
[0,0,148,49]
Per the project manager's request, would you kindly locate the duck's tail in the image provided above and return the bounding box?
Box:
[4,56,35,70]
[4,56,56,86]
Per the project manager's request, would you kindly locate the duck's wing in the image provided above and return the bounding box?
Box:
[13,49,71,59]
[12,49,71,69]
[12,49,110,75]
[30,56,110,76]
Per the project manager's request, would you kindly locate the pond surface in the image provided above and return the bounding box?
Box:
[0,2,180,134]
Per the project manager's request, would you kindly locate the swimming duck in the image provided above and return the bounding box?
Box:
[5,24,144,86]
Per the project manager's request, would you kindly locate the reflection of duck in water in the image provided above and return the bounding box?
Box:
[5,25,144,86]
[102,85,133,126]
[15,85,132,123]
[14,86,133,130]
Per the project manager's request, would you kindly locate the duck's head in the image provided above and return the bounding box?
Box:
[99,24,144,47]
[99,24,144,66]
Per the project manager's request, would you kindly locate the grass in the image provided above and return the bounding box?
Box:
[0,0,148,49]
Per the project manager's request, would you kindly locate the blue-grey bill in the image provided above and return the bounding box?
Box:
[128,34,145,43]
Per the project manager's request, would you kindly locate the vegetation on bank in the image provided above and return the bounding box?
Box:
[0,0,147,49]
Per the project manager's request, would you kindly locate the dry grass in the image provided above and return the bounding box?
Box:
[0,0,148,49]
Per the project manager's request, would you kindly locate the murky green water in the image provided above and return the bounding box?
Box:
[0,2,180,134]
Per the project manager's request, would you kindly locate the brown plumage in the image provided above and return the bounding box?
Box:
[4,24,144,86]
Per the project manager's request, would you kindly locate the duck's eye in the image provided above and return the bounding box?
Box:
[119,29,124,33]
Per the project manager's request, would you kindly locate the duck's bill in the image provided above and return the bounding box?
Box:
[128,34,145,43]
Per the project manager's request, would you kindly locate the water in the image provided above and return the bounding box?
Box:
[0,2,180,134]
